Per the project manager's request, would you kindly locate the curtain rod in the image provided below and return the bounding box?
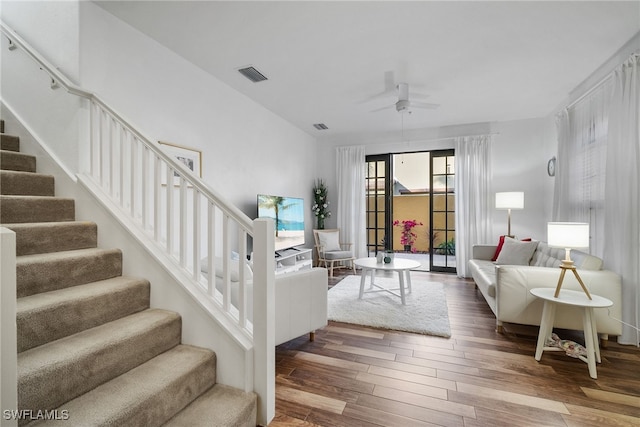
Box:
[362,131,500,148]
[566,52,639,110]
[565,74,613,110]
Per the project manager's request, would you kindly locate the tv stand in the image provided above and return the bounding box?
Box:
[275,247,312,275]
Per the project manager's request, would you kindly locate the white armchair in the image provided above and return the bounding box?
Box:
[313,229,356,278]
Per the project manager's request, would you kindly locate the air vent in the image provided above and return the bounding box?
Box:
[237,66,268,83]
[313,123,329,130]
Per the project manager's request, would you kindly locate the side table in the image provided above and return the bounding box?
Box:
[530,288,613,379]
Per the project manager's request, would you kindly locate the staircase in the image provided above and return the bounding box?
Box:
[0,121,257,426]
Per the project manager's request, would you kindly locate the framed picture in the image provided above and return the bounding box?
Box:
[159,141,202,186]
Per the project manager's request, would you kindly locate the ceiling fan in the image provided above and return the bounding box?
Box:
[371,82,439,113]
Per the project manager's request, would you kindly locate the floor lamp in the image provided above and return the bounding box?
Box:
[547,222,592,300]
[495,192,524,237]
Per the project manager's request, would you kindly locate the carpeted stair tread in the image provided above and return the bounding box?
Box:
[17,248,122,298]
[1,134,20,151]
[28,344,216,427]
[0,170,55,196]
[17,276,150,352]
[18,309,182,417]
[7,221,97,255]
[163,383,257,427]
[0,195,74,223]
[0,149,36,172]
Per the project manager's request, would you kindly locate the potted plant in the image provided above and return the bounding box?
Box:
[436,238,456,255]
[312,179,331,229]
[393,219,423,252]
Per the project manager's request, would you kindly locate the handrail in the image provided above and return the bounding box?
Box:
[1,22,90,98]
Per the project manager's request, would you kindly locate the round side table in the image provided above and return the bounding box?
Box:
[530,287,612,379]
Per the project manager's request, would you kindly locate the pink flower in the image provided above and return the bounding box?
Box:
[393,219,423,248]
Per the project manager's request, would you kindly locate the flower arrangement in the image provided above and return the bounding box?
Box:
[312,179,331,229]
[393,219,423,252]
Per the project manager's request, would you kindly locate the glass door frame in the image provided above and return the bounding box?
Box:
[429,149,456,273]
[365,154,393,255]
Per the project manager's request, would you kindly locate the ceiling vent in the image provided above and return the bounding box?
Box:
[313,123,329,130]
[237,66,268,83]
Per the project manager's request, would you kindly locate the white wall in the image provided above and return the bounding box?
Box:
[490,116,556,242]
[317,117,557,243]
[79,2,318,240]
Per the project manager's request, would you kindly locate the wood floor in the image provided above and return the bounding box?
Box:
[273,270,640,426]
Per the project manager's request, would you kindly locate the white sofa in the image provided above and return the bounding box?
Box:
[468,239,622,339]
[273,268,328,345]
[202,258,328,345]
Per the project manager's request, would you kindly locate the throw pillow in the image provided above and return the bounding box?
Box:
[491,235,506,261]
[495,237,538,265]
[492,236,532,261]
[317,231,342,252]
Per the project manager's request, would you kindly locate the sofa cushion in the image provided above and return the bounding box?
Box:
[570,249,603,270]
[530,241,603,270]
[495,238,538,265]
[323,250,353,260]
[469,259,497,298]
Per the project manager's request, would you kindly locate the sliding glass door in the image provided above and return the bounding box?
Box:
[365,150,456,273]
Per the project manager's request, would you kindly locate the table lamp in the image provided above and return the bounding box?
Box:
[547,222,592,299]
[495,192,524,237]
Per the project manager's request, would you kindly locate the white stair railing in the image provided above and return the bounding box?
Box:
[86,98,259,333]
[1,21,274,425]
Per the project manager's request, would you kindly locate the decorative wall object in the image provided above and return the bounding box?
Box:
[159,141,202,186]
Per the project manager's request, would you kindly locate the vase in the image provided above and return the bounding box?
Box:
[404,245,412,252]
[317,217,324,230]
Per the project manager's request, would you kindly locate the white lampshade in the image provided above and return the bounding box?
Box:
[547,222,589,248]
[495,192,524,210]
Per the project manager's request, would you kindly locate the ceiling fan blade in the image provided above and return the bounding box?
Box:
[408,91,431,101]
[359,70,397,104]
[370,104,394,113]
[410,101,440,110]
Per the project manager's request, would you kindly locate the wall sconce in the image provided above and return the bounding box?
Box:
[495,192,524,237]
[547,222,591,299]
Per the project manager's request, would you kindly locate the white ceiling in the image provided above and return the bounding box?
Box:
[95,1,640,141]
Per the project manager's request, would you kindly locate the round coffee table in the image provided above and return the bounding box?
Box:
[354,257,421,305]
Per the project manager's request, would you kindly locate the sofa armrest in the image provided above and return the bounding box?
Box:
[495,265,622,335]
[472,245,497,261]
[275,267,328,345]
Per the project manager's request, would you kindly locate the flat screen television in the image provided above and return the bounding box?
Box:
[257,194,305,251]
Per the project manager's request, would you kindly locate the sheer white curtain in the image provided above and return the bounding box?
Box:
[454,135,492,277]
[604,54,640,346]
[336,145,367,259]
[553,82,611,258]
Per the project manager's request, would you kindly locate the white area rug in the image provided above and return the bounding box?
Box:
[328,275,451,338]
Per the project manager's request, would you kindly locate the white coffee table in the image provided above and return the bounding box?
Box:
[530,287,613,379]
[354,257,421,305]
